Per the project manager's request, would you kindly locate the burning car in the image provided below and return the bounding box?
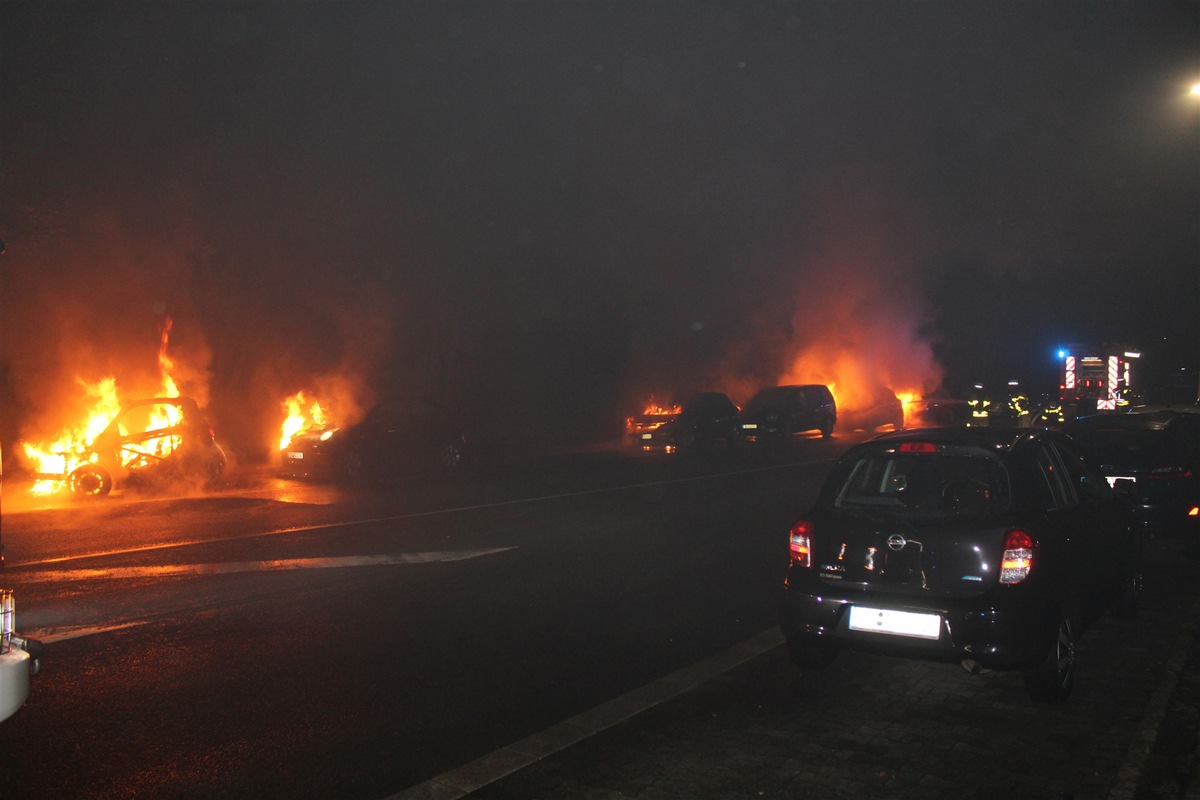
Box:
[280,397,468,482]
[49,396,227,497]
[836,385,905,433]
[626,392,740,452]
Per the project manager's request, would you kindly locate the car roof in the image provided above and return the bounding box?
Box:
[862,426,1043,453]
[1069,409,1193,432]
[751,383,827,395]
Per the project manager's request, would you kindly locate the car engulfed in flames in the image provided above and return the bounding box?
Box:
[625,400,684,438]
[17,318,225,497]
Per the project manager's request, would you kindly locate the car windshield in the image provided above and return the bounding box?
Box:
[745,389,795,413]
[834,453,1009,517]
[1070,428,1186,470]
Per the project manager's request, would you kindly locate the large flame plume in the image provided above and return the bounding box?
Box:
[18,317,191,494]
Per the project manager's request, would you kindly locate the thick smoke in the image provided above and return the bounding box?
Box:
[715,191,946,410]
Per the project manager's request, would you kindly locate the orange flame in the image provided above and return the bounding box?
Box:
[625,397,682,433]
[18,317,184,494]
[279,391,329,451]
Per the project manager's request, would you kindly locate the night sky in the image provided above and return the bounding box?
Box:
[1,1,1197,456]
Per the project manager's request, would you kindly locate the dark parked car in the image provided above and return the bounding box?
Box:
[280,398,467,482]
[780,427,1140,703]
[739,384,836,442]
[1066,409,1200,540]
[836,385,905,433]
[63,396,226,497]
[626,392,740,452]
[904,396,973,428]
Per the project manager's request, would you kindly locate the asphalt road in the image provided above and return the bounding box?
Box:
[0,437,848,799]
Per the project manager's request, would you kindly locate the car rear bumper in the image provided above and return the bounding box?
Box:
[780,587,1052,672]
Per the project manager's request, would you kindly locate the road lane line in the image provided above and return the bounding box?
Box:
[8,457,834,569]
[388,627,786,800]
[15,548,518,583]
[36,620,155,644]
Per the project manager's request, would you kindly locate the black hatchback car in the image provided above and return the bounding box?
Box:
[626,392,740,452]
[1065,409,1200,541]
[780,427,1140,703]
[739,384,836,442]
[280,398,467,482]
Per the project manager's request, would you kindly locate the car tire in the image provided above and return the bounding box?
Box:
[69,464,113,497]
[1023,614,1077,703]
[821,420,834,438]
[786,635,838,670]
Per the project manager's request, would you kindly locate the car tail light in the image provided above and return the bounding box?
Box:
[999,529,1035,585]
[1189,506,1199,518]
[899,442,937,454]
[789,520,813,568]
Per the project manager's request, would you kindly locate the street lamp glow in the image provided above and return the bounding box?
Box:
[1191,82,1200,97]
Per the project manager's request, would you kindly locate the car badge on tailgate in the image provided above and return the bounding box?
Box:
[886,534,907,551]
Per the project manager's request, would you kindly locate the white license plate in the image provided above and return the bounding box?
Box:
[286,452,304,460]
[848,606,941,639]
[1105,475,1135,487]
[642,433,652,440]
[742,423,758,430]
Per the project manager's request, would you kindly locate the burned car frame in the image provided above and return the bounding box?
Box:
[35,396,226,497]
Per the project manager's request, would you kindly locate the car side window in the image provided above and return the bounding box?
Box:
[1034,445,1074,510]
[1052,441,1110,504]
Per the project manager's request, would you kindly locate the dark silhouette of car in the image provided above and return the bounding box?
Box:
[66,396,226,497]
[836,386,905,433]
[280,398,467,482]
[739,384,836,442]
[780,427,1141,703]
[903,396,973,428]
[626,392,740,452]
[1066,409,1200,540]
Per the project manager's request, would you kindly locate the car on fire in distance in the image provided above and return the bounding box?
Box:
[836,385,905,433]
[626,392,740,451]
[739,384,836,442]
[62,396,226,497]
[280,397,468,482]
[780,426,1141,703]
[1065,408,1200,542]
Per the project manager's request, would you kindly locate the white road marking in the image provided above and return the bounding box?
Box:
[388,628,786,800]
[16,548,517,584]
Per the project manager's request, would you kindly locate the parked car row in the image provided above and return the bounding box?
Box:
[627,384,840,452]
